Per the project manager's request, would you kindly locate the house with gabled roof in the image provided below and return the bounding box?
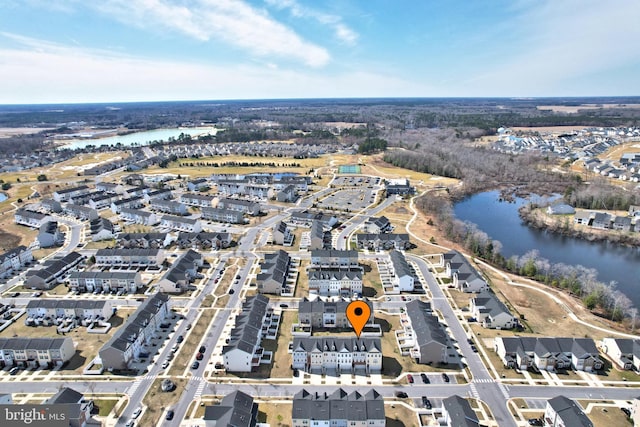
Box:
[389,250,415,292]
[47,387,95,427]
[291,337,382,374]
[201,206,245,224]
[222,295,271,372]
[544,396,593,427]
[15,208,50,228]
[176,232,231,249]
[203,391,258,427]
[24,252,84,290]
[307,268,363,297]
[0,246,33,279]
[601,338,640,370]
[292,389,385,427]
[298,298,373,329]
[53,185,90,202]
[470,291,517,329]
[160,215,202,233]
[116,232,171,249]
[442,250,488,293]
[398,300,451,365]
[151,199,188,216]
[256,250,291,295]
[119,208,160,226]
[157,249,203,293]
[272,220,293,246]
[0,337,75,368]
[180,192,215,207]
[441,395,480,427]
[363,215,392,234]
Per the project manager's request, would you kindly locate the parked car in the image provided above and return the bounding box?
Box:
[527,419,543,426]
[161,360,169,369]
[9,367,20,375]
[215,363,224,369]
[420,373,429,383]
[165,410,174,420]
[407,374,414,384]
[422,396,432,409]
[176,335,184,343]
[471,345,478,352]
[441,373,450,383]
[622,407,632,417]
[132,407,142,419]
[191,361,200,369]
[395,391,408,399]
[279,303,289,308]
[196,352,204,361]
[125,420,135,427]
[199,345,206,353]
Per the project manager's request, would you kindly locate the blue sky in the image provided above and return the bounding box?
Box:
[1,0,639,103]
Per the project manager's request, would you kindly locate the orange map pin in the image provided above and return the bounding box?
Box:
[346,300,371,338]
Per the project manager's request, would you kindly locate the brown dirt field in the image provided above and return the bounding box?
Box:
[256,401,293,426]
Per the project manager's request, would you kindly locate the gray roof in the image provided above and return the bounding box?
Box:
[222,295,270,355]
[389,250,413,278]
[15,208,46,220]
[161,249,202,285]
[68,270,138,281]
[442,395,479,427]
[472,291,513,319]
[55,185,89,195]
[120,208,154,217]
[0,337,72,352]
[292,337,381,354]
[162,214,198,225]
[405,300,448,347]
[27,299,108,311]
[307,268,363,282]
[311,249,358,259]
[298,297,371,317]
[47,387,83,404]
[443,250,487,287]
[0,245,29,263]
[96,248,160,257]
[203,391,257,426]
[292,388,384,422]
[547,396,593,427]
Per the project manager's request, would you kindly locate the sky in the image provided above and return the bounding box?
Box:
[1,0,639,104]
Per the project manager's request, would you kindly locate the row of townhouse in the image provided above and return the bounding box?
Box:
[150,199,188,216]
[573,209,639,232]
[90,217,116,241]
[276,184,297,202]
[216,179,272,200]
[298,298,373,329]
[271,221,294,246]
[95,248,165,267]
[180,192,215,207]
[292,389,385,427]
[601,338,640,370]
[362,215,392,234]
[175,231,232,249]
[584,157,640,182]
[187,177,210,192]
[545,395,593,427]
[117,232,172,248]
[310,249,358,269]
[356,233,411,251]
[119,208,160,225]
[217,197,262,215]
[53,185,91,202]
[70,190,106,206]
[388,250,415,292]
[40,198,63,213]
[495,336,603,372]
[307,268,363,297]
[222,295,272,372]
[157,249,203,293]
[37,221,64,248]
[88,192,120,210]
[289,210,338,229]
[143,188,172,203]
[68,271,143,294]
[201,206,245,224]
[399,300,451,365]
[470,291,518,330]
[0,246,33,279]
[441,250,489,293]
[95,182,125,194]
[160,214,202,232]
[99,293,170,371]
[307,219,325,250]
[110,196,145,214]
[0,337,75,368]
[64,203,99,221]
[26,299,112,322]
[256,250,292,295]
[15,208,50,228]
[24,252,84,290]
[291,337,382,374]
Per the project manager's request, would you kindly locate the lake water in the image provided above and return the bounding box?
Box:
[0,193,7,202]
[56,127,219,150]
[454,190,640,308]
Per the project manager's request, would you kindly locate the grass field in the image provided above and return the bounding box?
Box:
[256,401,293,426]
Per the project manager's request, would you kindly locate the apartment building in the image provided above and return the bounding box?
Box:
[256,250,291,295]
[180,192,215,207]
[291,337,382,374]
[68,271,143,294]
[307,268,363,297]
[201,207,245,224]
[310,249,358,269]
[298,298,373,329]
[24,252,84,290]
[0,246,33,279]
[0,337,75,368]
[94,248,164,267]
[292,389,385,427]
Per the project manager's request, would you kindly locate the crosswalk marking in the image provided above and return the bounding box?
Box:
[473,378,494,383]
[468,382,479,399]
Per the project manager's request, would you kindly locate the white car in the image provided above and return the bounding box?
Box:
[132,407,142,419]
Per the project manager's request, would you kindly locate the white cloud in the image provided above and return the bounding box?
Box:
[0,33,427,104]
[265,0,359,45]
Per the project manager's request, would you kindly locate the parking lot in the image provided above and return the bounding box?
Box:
[332,176,380,187]
[317,188,376,211]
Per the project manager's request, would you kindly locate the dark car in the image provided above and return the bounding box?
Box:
[471,345,478,352]
[420,373,429,383]
[441,373,450,383]
[165,410,174,420]
[177,335,184,343]
[186,323,192,330]
[199,345,206,353]
[191,361,200,369]
[10,292,20,298]
[395,391,408,399]
[236,275,241,280]
[527,419,543,426]
[196,353,204,361]
[622,407,632,417]
[215,363,224,369]
[228,289,235,294]
[422,396,432,409]
[279,303,289,308]
[407,374,414,384]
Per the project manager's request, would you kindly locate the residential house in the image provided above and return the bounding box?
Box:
[69,190,105,206]
[592,212,612,229]
[38,221,64,248]
[0,337,75,368]
[308,220,325,250]
[160,215,202,233]
[291,337,382,374]
[441,395,480,427]
[0,246,33,279]
[470,291,518,330]
[157,249,203,293]
[399,300,450,365]
[90,218,115,242]
[88,193,120,210]
[201,207,245,224]
[544,396,593,427]
[494,337,603,372]
[356,233,411,251]
[292,389,385,427]
[573,210,594,226]
[256,250,291,295]
[289,210,338,228]
[68,271,143,294]
[143,188,173,204]
[95,248,164,267]
[26,299,112,323]
[176,232,231,250]
[217,198,261,216]
[40,198,62,213]
[180,192,215,207]
[363,216,392,234]
[222,295,272,372]
[46,387,95,427]
[612,216,632,232]
[98,293,170,370]
[110,196,144,214]
[276,184,297,202]
[95,182,124,194]
[53,185,90,202]
[64,204,99,221]
[442,250,489,293]
[307,268,363,297]
[203,391,257,427]
[150,199,188,216]
[116,232,172,249]
[15,208,49,228]
[389,250,415,292]
[119,208,160,226]
[187,178,210,192]
[272,221,293,246]
[24,252,84,290]
[310,249,359,269]
[298,298,373,329]
[601,338,640,370]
